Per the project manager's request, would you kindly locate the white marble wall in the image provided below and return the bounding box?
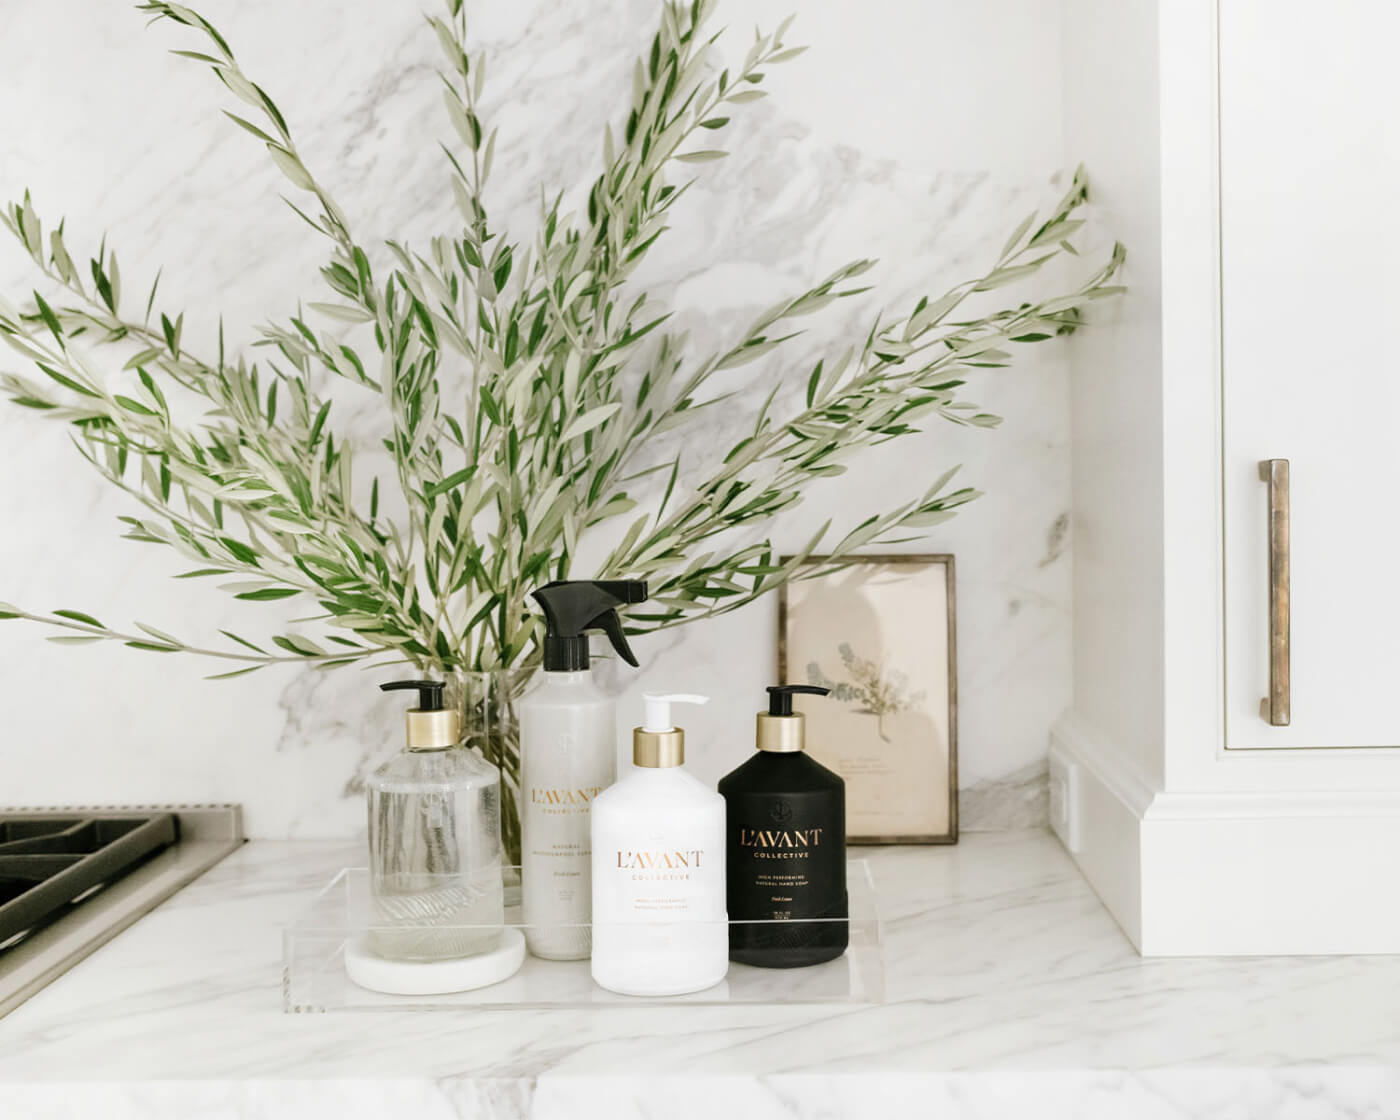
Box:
[0,0,1078,836]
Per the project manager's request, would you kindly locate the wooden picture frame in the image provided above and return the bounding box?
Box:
[778,554,958,845]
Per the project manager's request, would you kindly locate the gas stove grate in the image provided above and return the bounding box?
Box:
[0,813,178,949]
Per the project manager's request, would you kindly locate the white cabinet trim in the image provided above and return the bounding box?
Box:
[1053,712,1400,954]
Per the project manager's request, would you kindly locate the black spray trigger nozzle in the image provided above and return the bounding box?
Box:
[380,679,446,711]
[595,580,648,606]
[532,579,648,671]
[766,684,830,716]
[593,608,639,667]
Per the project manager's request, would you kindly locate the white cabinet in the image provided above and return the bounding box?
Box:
[1055,0,1400,954]
[1220,0,1400,750]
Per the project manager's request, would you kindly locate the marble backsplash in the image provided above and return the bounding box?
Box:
[0,0,1075,836]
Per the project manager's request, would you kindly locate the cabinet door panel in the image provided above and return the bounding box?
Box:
[1220,0,1400,748]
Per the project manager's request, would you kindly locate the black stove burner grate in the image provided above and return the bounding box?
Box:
[0,814,178,948]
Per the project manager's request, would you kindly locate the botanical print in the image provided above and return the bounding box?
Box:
[806,643,927,742]
[781,557,956,844]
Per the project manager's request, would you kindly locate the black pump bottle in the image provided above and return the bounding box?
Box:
[717,685,848,967]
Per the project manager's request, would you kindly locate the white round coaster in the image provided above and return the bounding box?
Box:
[345,927,526,995]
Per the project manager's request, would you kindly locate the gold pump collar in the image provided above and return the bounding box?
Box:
[755,711,806,752]
[633,726,685,767]
[406,708,460,751]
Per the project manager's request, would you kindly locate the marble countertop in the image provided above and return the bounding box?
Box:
[2,831,1398,1119]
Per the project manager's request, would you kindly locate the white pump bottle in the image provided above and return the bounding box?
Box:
[590,693,728,996]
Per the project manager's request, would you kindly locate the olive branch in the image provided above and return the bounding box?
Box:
[0,0,1123,682]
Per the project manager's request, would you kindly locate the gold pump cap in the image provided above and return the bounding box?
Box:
[380,679,460,751]
[756,684,830,753]
[405,707,460,751]
[756,711,807,752]
[633,692,708,768]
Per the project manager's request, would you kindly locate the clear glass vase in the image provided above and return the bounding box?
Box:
[450,668,535,871]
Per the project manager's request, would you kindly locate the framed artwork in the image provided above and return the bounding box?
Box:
[778,554,957,844]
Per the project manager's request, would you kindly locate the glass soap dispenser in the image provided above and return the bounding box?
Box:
[366,679,506,962]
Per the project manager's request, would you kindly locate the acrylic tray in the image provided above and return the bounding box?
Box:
[282,860,883,1011]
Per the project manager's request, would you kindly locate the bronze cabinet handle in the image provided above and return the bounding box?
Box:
[1258,459,1291,726]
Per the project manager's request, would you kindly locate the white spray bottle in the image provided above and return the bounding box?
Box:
[519,579,647,960]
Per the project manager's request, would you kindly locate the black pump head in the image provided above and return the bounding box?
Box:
[380,679,446,711]
[532,580,648,671]
[766,684,830,716]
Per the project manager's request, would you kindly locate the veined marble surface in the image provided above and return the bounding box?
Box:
[3,831,1400,1119]
[0,0,1090,835]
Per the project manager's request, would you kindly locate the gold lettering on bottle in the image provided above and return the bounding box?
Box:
[737,827,823,848]
[530,786,605,805]
[615,849,705,869]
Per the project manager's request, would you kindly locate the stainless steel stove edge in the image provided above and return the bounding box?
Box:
[0,803,245,1019]
[0,803,244,841]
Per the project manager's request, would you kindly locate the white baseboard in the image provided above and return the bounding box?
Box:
[1050,713,1400,955]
